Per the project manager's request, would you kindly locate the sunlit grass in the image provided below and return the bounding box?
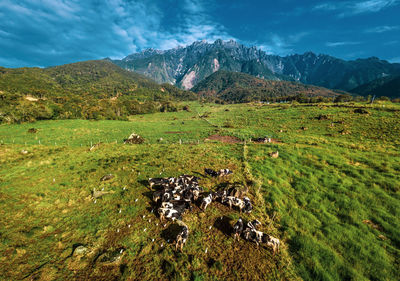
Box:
[0,101,399,280]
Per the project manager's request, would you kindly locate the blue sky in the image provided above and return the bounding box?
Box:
[0,0,399,67]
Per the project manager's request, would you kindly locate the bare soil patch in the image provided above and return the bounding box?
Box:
[164,131,189,134]
[205,134,242,144]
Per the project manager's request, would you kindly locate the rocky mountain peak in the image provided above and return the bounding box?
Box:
[112,39,400,91]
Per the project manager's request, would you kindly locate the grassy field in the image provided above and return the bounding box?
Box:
[0,101,399,280]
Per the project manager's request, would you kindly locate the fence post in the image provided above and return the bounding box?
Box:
[179,139,182,145]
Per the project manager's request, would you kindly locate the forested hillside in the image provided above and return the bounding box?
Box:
[0,60,196,123]
[192,70,345,103]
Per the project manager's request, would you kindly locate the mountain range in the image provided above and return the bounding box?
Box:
[112,39,400,92]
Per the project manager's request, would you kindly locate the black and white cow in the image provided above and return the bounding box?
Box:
[265,235,280,255]
[243,197,253,213]
[178,174,199,185]
[233,218,244,241]
[247,219,261,230]
[153,189,169,203]
[218,169,233,177]
[213,190,227,202]
[243,228,265,247]
[175,225,189,252]
[148,177,170,188]
[189,185,201,201]
[200,193,213,210]
[161,200,192,213]
[222,196,246,212]
[158,207,181,222]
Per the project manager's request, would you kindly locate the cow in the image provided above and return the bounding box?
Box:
[243,197,253,213]
[153,189,169,203]
[161,201,192,213]
[175,225,189,252]
[213,190,227,202]
[218,169,233,177]
[265,235,280,255]
[233,218,244,241]
[243,228,265,247]
[158,208,181,222]
[247,219,261,230]
[222,196,246,212]
[243,228,281,254]
[226,186,240,197]
[149,177,169,188]
[200,193,213,210]
[178,175,199,185]
[182,188,195,202]
[204,168,219,177]
[189,185,201,201]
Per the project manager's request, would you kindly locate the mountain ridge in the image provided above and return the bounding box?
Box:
[112,39,400,92]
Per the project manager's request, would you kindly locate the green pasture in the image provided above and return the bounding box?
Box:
[0,101,399,280]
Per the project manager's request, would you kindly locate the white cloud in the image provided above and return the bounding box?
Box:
[257,32,311,55]
[313,0,399,17]
[365,25,400,33]
[326,41,361,47]
[389,56,400,63]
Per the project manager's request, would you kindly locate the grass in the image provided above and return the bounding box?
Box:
[0,101,399,280]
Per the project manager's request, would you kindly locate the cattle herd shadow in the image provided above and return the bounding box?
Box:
[160,224,183,243]
[213,216,233,237]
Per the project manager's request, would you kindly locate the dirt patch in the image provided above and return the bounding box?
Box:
[205,134,242,144]
[164,131,189,134]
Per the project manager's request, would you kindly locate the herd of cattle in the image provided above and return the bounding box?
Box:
[148,168,281,254]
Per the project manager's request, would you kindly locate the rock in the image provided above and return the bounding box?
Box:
[316,114,329,120]
[100,174,114,181]
[270,151,279,158]
[74,246,88,256]
[92,188,111,199]
[96,248,125,264]
[354,108,369,114]
[89,142,102,151]
[123,133,144,144]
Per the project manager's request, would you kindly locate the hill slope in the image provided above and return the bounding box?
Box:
[192,70,343,102]
[350,75,400,99]
[0,60,196,123]
[112,39,400,91]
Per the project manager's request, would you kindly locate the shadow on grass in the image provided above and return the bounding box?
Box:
[160,224,183,243]
[213,216,233,237]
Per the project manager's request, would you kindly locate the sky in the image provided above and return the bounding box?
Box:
[0,0,399,68]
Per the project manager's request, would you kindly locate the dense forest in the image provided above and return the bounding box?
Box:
[0,60,196,123]
[192,70,348,103]
[350,75,400,99]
